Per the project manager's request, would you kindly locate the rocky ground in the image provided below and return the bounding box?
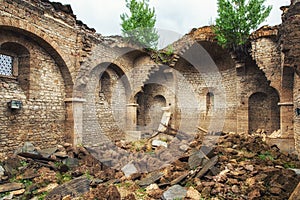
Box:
[1,132,300,200]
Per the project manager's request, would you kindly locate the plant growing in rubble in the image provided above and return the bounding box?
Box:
[214,0,272,51]
[120,0,159,49]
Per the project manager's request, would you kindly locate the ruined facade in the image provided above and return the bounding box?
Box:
[0,0,299,157]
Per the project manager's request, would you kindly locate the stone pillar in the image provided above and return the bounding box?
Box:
[279,102,294,137]
[64,98,86,146]
[126,103,138,131]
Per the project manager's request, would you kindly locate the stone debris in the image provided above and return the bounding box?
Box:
[289,182,300,200]
[121,163,138,178]
[151,140,168,148]
[0,132,300,199]
[162,184,187,200]
[45,176,90,200]
[269,130,282,138]
[137,171,164,187]
[0,166,4,178]
[0,183,24,193]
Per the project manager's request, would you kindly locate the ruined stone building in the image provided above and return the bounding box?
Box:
[0,0,299,158]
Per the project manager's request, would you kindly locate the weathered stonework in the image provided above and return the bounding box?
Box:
[281,2,300,154]
[0,0,300,157]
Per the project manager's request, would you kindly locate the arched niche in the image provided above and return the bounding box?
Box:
[249,90,280,134]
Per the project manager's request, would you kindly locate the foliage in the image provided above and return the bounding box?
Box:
[20,179,33,188]
[165,45,174,56]
[84,170,92,180]
[120,0,159,49]
[185,181,196,188]
[258,151,274,161]
[214,0,272,50]
[37,192,48,200]
[56,172,72,184]
[283,162,296,169]
[20,160,28,167]
[136,187,147,198]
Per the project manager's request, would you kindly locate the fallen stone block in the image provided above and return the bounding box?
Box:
[162,184,187,200]
[196,156,218,178]
[0,182,24,193]
[121,163,138,178]
[152,140,168,148]
[45,176,90,200]
[137,171,163,187]
[289,182,300,200]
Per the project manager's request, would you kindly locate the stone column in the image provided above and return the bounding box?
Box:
[64,98,86,146]
[278,102,294,137]
[126,103,138,131]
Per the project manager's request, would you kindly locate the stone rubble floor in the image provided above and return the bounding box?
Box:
[0,132,300,200]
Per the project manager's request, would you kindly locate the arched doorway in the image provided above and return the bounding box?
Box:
[150,95,167,129]
[135,83,169,131]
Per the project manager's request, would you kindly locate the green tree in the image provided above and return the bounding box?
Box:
[120,0,159,49]
[214,0,272,50]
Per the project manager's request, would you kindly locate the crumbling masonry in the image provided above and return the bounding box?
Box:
[0,0,299,157]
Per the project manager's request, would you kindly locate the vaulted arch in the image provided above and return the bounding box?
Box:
[0,22,74,97]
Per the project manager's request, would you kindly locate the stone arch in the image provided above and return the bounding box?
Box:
[134,83,172,132]
[94,62,131,99]
[248,89,280,134]
[81,62,131,145]
[76,46,146,100]
[0,26,72,148]
[0,22,73,97]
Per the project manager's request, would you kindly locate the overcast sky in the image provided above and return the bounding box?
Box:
[51,0,290,47]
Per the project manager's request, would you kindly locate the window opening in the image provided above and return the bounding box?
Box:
[0,54,13,76]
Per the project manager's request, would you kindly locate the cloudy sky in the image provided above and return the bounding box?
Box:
[52,0,290,46]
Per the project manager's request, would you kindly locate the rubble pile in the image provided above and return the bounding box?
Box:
[0,133,300,200]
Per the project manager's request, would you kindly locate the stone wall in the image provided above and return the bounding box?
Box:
[281,2,300,153]
[250,26,281,93]
[172,41,237,134]
[0,29,66,156]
